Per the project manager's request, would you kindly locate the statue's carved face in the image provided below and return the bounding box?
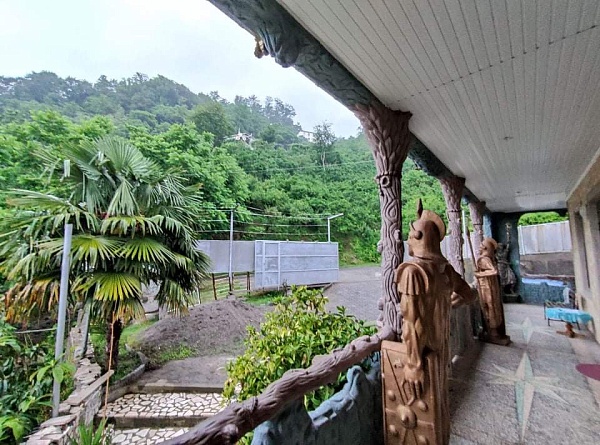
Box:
[407,221,422,256]
[479,240,496,257]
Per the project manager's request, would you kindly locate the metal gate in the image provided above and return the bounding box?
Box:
[254,241,281,288]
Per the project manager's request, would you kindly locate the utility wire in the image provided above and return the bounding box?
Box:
[241,210,325,221]
[234,230,327,237]
[244,206,333,218]
[197,219,326,227]
[237,221,326,227]
[243,159,373,174]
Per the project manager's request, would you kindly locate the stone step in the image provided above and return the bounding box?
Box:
[102,392,225,429]
[111,427,189,444]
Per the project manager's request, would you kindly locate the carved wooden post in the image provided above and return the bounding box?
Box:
[354,102,412,339]
[439,176,468,363]
[468,200,486,256]
[439,176,466,277]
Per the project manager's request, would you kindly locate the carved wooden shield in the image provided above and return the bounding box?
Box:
[381,340,442,445]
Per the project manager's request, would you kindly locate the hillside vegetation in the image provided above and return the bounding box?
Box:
[0,72,565,266]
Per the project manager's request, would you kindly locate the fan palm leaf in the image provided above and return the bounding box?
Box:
[1,135,210,371]
[100,216,162,237]
[117,238,176,265]
[77,272,141,302]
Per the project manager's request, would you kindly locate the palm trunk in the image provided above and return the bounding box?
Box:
[105,317,123,372]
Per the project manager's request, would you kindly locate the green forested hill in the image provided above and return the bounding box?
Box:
[0,72,476,264]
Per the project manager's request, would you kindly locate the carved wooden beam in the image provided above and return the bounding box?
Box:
[439,176,466,277]
[353,102,412,340]
[468,200,487,257]
[163,327,394,445]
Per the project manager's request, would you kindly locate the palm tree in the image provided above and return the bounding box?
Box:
[0,136,209,370]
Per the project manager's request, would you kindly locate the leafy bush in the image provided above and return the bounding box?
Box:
[223,286,376,411]
[0,318,74,444]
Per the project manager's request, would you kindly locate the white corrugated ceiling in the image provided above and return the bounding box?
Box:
[278,0,600,212]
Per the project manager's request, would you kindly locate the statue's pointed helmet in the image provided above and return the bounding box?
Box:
[415,199,446,242]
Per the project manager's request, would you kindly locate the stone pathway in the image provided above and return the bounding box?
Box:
[106,392,226,444]
[105,392,225,420]
[111,427,189,444]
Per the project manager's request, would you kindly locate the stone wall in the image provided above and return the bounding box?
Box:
[24,318,110,445]
[520,252,574,279]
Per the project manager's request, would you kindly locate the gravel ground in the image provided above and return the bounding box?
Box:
[325,266,382,323]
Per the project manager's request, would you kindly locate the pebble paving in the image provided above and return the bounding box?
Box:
[106,392,226,444]
[111,427,189,444]
[105,392,225,419]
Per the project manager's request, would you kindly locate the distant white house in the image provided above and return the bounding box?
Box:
[297,129,316,143]
[227,130,254,145]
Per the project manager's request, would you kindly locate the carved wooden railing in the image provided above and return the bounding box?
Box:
[164,327,394,445]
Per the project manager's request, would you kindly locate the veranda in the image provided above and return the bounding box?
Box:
[164,1,600,444]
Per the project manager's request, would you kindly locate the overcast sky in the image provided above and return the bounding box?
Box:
[0,0,360,136]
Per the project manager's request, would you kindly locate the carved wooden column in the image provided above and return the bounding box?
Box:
[354,102,412,340]
[468,200,486,256]
[439,176,466,277]
[439,176,469,363]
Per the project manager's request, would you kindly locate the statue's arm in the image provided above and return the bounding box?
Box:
[474,257,498,277]
[449,267,476,307]
[400,292,423,370]
[396,263,428,398]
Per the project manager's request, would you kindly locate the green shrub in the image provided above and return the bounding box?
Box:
[223,286,376,411]
[0,318,74,444]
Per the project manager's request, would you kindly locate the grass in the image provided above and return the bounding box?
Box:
[244,289,286,306]
[120,320,156,347]
[340,262,380,268]
[155,344,195,365]
[198,273,252,303]
[90,319,157,382]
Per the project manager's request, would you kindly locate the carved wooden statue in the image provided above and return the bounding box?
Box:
[474,238,511,346]
[382,203,474,445]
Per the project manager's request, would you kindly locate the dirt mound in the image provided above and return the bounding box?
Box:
[136,299,269,365]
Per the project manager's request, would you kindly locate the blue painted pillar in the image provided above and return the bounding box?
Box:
[491,212,523,301]
[483,213,493,239]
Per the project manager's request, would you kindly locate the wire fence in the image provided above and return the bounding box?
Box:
[195,205,336,242]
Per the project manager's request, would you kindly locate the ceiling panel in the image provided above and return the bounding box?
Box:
[278,0,600,212]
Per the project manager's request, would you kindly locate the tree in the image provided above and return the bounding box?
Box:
[314,122,337,168]
[0,136,209,371]
[519,211,568,226]
[190,102,234,145]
